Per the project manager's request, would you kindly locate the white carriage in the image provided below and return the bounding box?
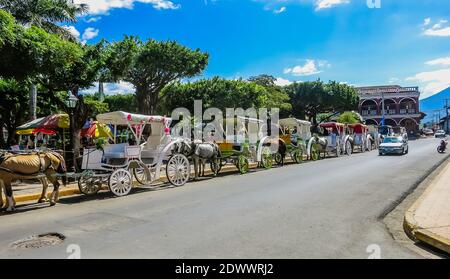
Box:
[278,118,313,163]
[78,111,191,197]
[318,122,353,157]
[348,123,373,153]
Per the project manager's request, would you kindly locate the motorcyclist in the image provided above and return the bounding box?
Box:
[439,139,447,152]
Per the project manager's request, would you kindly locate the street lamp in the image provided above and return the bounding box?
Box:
[65,93,78,172]
[66,94,78,109]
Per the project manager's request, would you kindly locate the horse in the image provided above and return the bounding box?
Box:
[0,151,67,212]
[176,139,221,180]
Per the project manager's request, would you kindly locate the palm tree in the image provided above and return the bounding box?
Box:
[0,0,88,119]
[0,0,88,41]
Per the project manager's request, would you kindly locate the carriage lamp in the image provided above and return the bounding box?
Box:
[66,94,78,109]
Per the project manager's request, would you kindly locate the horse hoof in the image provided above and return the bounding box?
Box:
[49,201,56,206]
[37,199,47,204]
[6,207,15,212]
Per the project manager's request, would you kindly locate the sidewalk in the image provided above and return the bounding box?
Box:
[404,158,450,254]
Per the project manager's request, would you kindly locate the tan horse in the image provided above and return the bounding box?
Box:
[0,151,67,212]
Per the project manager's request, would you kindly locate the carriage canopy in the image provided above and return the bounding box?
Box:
[348,123,368,134]
[319,122,346,134]
[96,111,171,126]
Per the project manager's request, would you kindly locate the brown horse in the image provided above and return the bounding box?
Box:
[0,151,66,212]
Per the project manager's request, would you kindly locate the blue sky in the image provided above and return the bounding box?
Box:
[71,0,450,99]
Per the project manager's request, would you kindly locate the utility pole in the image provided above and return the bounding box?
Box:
[445,99,450,134]
[381,89,385,126]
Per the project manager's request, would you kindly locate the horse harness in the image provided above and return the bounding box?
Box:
[0,151,55,175]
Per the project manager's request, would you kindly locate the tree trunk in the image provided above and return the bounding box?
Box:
[0,120,5,149]
[69,88,91,172]
[98,81,105,102]
[29,84,37,120]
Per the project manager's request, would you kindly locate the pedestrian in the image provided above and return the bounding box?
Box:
[9,139,20,151]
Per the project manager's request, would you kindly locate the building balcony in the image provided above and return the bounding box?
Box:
[400,109,416,114]
[362,110,378,116]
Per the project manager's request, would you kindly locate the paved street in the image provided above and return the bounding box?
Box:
[0,137,446,259]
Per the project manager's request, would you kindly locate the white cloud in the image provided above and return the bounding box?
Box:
[423,18,431,26]
[82,27,100,42]
[407,69,450,98]
[284,59,328,76]
[426,57,450,66]
[315,0,350,11]
[74,0,180,15]
[273,6,286,14]
[423,19,450,37]
[85,16,102,23]
[274,77,293,86]
[62,25,80,39]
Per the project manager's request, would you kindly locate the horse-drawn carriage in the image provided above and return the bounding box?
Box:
[348,123,373,153]
[78,111,191,197]
[316,122,353,157]
[277,118,313,164]
[210,117,273,174]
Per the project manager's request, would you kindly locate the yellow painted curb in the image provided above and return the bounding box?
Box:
[6,158,294,205]
[415,229,450,254]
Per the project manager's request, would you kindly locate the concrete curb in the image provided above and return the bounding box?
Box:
[403,156,450,255]
[4,158,297,205]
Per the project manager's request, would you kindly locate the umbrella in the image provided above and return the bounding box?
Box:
[16,114,69,135]
[81,121,113,138]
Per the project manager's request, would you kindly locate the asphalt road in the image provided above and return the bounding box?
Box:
[0,137,445,259]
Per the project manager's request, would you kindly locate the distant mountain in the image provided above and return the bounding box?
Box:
[420,87,450,123]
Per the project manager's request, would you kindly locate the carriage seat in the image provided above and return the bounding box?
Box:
[103,143,129,159]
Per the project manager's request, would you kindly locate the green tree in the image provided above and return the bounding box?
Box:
[37,42,108,169]
[326,81,359,112]
[161,77,272,114]
[0,79,29,147]
[0,0,87,40]
[285,80,359,124]
[107,36,209,115]
[248,74,291,116]
[104,94,138,113]
[336,111,361,124]
[284,80,330,124]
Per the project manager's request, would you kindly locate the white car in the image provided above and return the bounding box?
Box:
[435,130,446,138]
[379,136,409,155]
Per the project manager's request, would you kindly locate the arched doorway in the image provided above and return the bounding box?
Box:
[399,118,418,133]
[365,119,378,126]
[360,100,378,117]
[384,118,397,127]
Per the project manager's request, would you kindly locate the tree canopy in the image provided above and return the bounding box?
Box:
[106,36,209,114]
[161,77,289,114]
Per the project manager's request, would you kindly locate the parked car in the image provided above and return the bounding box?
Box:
[379,136,409,155]
[422,128,434,136]
[435,130,446,138]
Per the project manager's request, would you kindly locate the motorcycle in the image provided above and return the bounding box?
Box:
[437,139,448,153]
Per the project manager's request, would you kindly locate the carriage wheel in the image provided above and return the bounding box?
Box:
[78,171,102,195]
[292,148,303,164]
[261,147,273,169]
[133,163,152,185]
[274,152,283,165]
[108,169,133,197]
[237,155,249,174]
[310,145,320,161]
[166,154,190,186]
[345,141,353,156]
[210,158,222,176]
